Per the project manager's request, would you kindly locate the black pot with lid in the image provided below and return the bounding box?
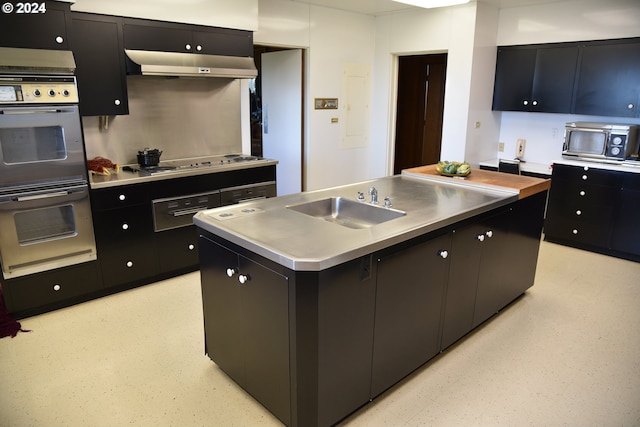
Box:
[137,148,162,167]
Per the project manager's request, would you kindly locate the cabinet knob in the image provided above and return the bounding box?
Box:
[523,100,529,106]
[532,100,538,106]
[576,210,582,216]
[628,103,635,110]
[196,45,203,52]
[118,194,126,201]
[238,274,250,284]
[188,244,195,250]
[583,166,589,171]
[126,261,133,268]
[114,99,121,106]
[55,36,64,44]
[53,284,61,291]
[226,267,237,277]
[582,175,588,180]
[579,190,586,196]
[486,230,493,238]
[477,234,485,242]
[122,223,129,230]
[185,44,192,50]
[439,250,449,259]
[572,229,578,235]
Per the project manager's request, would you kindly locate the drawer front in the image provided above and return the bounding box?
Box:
[552,164,622,187]
[549,183,619,208]
[93,206,153,244]
[99,250,157,287]
[93,206,156,287]
[3,261,101,314]
[544,217,612,247]
[155,226,199,273]
[91,184,150,211]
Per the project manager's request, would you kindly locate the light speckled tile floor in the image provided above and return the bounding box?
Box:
[1,241,639,427]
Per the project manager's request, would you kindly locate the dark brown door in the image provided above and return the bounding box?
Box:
[394,54,447,174]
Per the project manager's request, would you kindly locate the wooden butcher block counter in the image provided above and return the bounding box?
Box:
[402,164,551,199]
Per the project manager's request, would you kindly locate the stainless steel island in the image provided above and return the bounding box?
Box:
[194,172,549,427]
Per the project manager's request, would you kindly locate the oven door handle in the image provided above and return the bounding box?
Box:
[16,191,70,202]
[172,207,208,217]
[1,108,73,115]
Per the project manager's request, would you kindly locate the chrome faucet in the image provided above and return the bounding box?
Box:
[369,186,378,204]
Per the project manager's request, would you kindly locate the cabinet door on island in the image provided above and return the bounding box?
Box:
[371,231,451,397]
[199,236,291,426]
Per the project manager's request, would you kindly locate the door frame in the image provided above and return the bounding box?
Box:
[251,44,307,192]
[387,51,448,176]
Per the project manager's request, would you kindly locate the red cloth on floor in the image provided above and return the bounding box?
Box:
[0,288,29,338]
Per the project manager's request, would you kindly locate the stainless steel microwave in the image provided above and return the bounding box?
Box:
[563,122,640,161]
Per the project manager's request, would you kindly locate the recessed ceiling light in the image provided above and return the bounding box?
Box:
[392,0,471,8]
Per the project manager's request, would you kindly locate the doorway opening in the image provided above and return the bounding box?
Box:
[250,45,305,195]
[393,53,447,174]
[251,46,289,157]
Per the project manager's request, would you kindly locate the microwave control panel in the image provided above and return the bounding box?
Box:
[0,77,78,105]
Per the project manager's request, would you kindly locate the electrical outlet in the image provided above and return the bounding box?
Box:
[498,142,505,152]
[516,138,526,158]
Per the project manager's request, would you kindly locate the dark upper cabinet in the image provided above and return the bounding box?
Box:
[122,18,253,57]
[70,12,129,116]
[0,1,71,50]
[493,37,640,118]
[492,44,579,113]
[573,39,640,118]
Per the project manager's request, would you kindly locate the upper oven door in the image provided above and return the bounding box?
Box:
[0,104,86,187]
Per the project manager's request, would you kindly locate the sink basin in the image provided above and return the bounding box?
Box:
[287,197,406,229]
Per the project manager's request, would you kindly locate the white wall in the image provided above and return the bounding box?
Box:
[255,0,376,191]
[371,3,500,174]
[71,0,258,31]
[495,0,640,164]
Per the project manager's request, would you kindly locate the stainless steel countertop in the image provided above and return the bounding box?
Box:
[193,175,518,271]
[89,156,278,189]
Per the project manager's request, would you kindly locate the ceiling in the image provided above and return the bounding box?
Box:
[288,0,565,15]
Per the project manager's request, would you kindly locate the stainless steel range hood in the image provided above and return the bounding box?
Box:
[0,47,76,75]
[125,49,258,79]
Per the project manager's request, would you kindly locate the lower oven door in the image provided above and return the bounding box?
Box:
[0,182,97,279]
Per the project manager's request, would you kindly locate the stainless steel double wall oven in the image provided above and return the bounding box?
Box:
[0,49,96,279]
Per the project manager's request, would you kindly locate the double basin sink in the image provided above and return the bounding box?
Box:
[287,197,406,229]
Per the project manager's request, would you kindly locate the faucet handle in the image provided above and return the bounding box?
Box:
[384,196,392,208]
[357,191,365,201]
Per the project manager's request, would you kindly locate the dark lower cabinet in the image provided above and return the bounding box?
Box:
[372,231,450,397]
[93,204,157,288]
[2,261,101,317]
[442,208,512,348]
[611,173,640,255]
[315,256,376,427]
[198,192,547,427]
[155,226,199,274]
[199,236,290,426]
[544,164,640,261]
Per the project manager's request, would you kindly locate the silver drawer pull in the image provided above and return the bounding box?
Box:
[172,207,207,217]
